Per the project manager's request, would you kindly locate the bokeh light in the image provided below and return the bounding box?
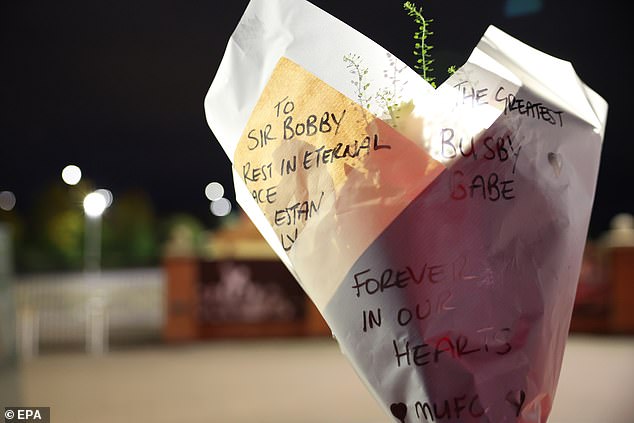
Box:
[0,191,16,211]
[205,182,224,201]
[210,198,232,217]
[83,191,108,218]
[96,189,114,208]
[61,165,82,185]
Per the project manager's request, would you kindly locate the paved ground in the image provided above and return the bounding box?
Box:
[18,335,634,423]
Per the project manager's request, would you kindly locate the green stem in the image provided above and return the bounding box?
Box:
[420,15,427,82]
[404,2,432,85]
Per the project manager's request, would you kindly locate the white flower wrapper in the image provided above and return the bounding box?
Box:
[204,0,607,421]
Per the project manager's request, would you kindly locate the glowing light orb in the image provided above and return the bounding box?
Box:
[83,192,107,218]
[210,198,232,217]
[95,189,113,208]
[205,182,225,201]
[62,165,82,185]
[0,191,16,211]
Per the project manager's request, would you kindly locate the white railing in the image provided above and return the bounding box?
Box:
[13,268,164,357]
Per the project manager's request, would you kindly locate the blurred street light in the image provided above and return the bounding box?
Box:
[83,190,110,272]
[0,191,16,211]
[61,165,82,185]
[206,181,231,217]
[205,182,224,201]
[83,192,107,218]
[210,198,232,217]
[82,189,112,355]
[95,189,113,208]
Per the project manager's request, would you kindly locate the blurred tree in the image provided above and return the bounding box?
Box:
[159,213,206,256]
[0,208,25,272]
[20,181,90,271]
[7,182,218,272]
[47,209,83,264]
[102,189,159,268]
[13,182,161,272]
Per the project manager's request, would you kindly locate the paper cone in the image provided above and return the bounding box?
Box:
[205,1,607,421]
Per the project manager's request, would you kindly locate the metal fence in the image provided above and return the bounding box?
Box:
[13,268,164,357]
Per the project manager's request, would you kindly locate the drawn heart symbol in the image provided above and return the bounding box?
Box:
[548,152,563,177]
[390,402,408,423]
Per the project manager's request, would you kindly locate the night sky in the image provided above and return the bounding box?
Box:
[1,0,629,238]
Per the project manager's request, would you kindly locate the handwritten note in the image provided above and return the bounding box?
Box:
[347,251,526,421]
[235,57,442,254]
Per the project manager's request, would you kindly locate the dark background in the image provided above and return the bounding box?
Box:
[1,0,629,238]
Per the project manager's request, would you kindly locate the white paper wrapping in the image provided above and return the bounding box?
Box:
[204,1,607,421]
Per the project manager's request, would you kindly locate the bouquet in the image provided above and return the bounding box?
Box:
[205,1,607,421]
